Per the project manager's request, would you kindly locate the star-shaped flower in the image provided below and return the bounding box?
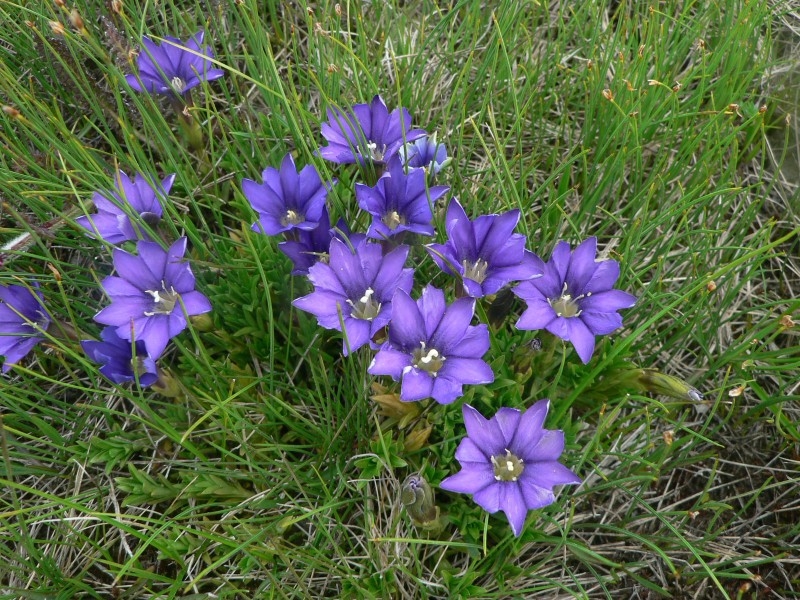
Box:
[243,153,335,236]
[125,30,224,96]
[76,171,175,244]
[356,158,447,240]
[368,285,493,404]
[0,281,50,373]
[292,238,413,355]
[94,237,212,359]
[318,95,426,166]
[513,237,636,364]
[440,400,581,537]
[427,198,543,298]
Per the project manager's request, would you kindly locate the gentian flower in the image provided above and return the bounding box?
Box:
[293,238,413,355]
[440,400,581,537]
[243,153,335,236]
[278,209,366,276]
[396,133,449,176]
[76,171,176,244]
[125,30,224,96]
[0,282,50,373]
[513,237,636,364]
[81,327,158,387]
[318,95,426,166]
[368,285,493,404]
[426,198,543,298]
[356,158,447,240]
[94,237,212,359]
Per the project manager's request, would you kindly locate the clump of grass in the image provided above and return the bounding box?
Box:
[0,0,798,598]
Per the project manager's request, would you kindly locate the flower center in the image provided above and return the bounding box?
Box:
[462,258,489,284]
[548,283,587,318]
[412,341,445,374]
[491,449,525,482]
[281,209,305,227]
[170,76,186,93]
[143,284,179,317]
[383,210,406,230]
[347,287,381,321]
[366,141,387,162]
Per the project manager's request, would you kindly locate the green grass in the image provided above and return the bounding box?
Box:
[1,0,799,598]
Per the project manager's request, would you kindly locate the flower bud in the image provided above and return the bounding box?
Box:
[190,313,214,332]
[636,368,703,401]
[400,474,441,529]
[152,367,183,398]
[403,422,432,452]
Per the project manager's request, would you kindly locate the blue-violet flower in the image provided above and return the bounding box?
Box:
[368,285,493,404]
[356,158,447,240]
[318,95,426,166]
[427,198,543,298]
[440,400,581,537]
[0,282,50,373]
[293,238,413,355]
[243,153,335,236]
[125,30,224,96]
[396,133,449,176]
[76,171,175,244]
[94,237,212,359]
[513,237,636,364]
[81,327,158,386]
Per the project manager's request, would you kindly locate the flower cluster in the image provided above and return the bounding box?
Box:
[241,94,639,536]
[1,25,643,541]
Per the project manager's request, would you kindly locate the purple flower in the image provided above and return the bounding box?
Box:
[125,31,224,96]
[277,209,366,276]
[396,133,449,176]
[0,282,50,373]
[81,327,158,386]
[427,198,543,298]
[513,237,636,364]
[356,158,447,240]
[243,153,335,236]
[94,237,212,359]
[318,95,426,166]
[293,238,413,355]
[368,285,493,404]
[440,400,581,537]
[76,171,176,244]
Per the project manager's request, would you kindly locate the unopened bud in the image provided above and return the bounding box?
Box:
[637,368,703,401]
[401,474,441,529]
[779,314,795,328]
[111,0,123,14]
[54,0,66,7]
[602,88,614,101]
[335,3,342,16]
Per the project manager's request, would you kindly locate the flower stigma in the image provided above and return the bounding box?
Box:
[170,76,186,93]
[549,282,585,317]
[412,341,445,374]
[463,258,489,284]
[144,283,179,316]
[281,209,305,227]
[491,449,525,482]
[347,287,381,321]
[366,141,387,162]
[383,210,406,230]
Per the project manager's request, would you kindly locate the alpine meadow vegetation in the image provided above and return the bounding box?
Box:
[1,0,799,598]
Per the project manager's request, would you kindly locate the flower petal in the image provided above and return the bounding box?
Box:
[462,404,506,457]
[500,483,528,536]
[440,463,495,495]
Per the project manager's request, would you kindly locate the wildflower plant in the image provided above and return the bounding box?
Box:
[1,6,793,597]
